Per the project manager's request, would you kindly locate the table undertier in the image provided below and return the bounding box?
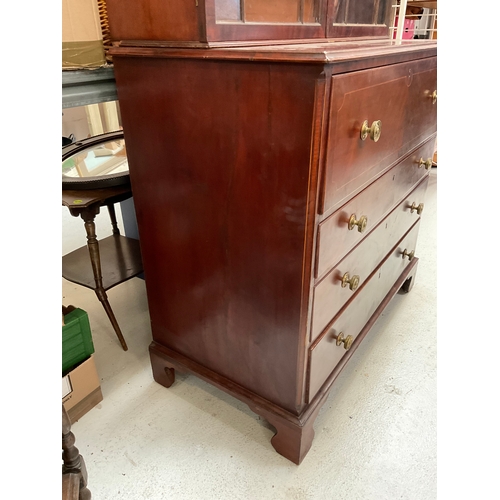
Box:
[62,235,143,291]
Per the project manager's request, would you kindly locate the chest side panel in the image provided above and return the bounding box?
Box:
[113,57,323,412]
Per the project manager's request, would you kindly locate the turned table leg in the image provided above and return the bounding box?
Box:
[80,207,128,351]
[107,203,120,235]
[62,405,91,500]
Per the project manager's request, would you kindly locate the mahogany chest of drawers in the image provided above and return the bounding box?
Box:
[110,38,437,464]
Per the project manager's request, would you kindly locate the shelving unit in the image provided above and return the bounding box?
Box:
[391,0,437,41]
[62,66,117,110]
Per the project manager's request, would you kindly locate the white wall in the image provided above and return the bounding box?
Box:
[62,106,91,141]
[62,204,125,256]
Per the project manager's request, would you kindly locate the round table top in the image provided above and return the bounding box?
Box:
[62,184,133,210]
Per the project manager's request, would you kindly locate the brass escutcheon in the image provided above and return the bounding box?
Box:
[402,249,415,261]
[341,272,360,291]
[409,202,424,215]
[335,332,353,351]
[431,90,437,104]
[418,157,433,170]
[360,120,382,142]
[348,214,368,233]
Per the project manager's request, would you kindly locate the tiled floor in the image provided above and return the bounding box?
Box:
[63,170,437,500]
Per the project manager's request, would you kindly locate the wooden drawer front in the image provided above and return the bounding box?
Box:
[315,139,433,280]
[308,220,422,401]
[311,174,428,342]
[320,57,437,215]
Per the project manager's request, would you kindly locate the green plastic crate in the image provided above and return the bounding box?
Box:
[63,308,95,374]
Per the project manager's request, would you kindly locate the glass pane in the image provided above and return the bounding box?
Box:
[345,0,375,24]
[332,0,392,26]
[245,0,301,23]
[215,0,322,24]
[303,0,318,23]
[376,0,391,24]
[215,0,241,21]
[331,0,347,24]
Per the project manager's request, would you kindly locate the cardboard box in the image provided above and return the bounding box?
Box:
[62,355,103,424]
[62,0,105,69]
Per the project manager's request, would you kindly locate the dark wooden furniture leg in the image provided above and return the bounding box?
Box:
[79,206,128,351]
[62,405,91,500]
[400,259,419,294]
[107,203,120,235]
[150,344,176,387]
[149,341,320,464]
[247,402,321,465]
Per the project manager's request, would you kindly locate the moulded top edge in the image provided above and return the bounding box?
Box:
[109,39,437,66]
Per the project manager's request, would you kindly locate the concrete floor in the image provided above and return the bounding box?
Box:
[63,170,437,500]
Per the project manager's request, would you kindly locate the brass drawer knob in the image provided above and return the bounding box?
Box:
[335,332,353,351]
[348,214,368,233]
[409,202,424,215]
[431,90,437,104]
[341,272,360,291]
[360,120,382,142]
[402,249,415,261]
[418,157,433,170]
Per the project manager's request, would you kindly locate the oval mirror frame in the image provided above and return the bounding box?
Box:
[62,131,130,190]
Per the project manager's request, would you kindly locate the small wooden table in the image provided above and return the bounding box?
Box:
[62,185,143,351]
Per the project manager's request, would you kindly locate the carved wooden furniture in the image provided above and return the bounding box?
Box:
[106,0,437,464]
[106,0,394,44]
[62,405,91,500]
[62,185,143,350]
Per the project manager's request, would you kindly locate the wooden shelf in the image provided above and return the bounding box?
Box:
[62,66,117,109]
[62,234,143,291]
